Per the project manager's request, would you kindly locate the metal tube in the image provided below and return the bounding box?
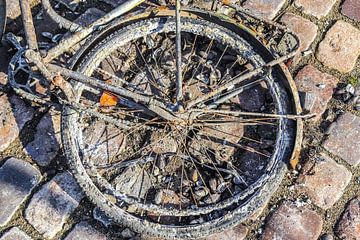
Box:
[19,0,38,50]
[175,0,183,102]
[42,0,82,32]
[43,0,145,63]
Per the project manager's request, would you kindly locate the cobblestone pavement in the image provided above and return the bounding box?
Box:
[0,0,360,239]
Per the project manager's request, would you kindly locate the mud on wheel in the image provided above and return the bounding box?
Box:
[62,10,300,239]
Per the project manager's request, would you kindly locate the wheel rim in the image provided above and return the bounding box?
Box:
[66,16,295,229]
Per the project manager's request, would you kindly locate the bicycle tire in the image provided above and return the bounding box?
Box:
[62,13,298,239]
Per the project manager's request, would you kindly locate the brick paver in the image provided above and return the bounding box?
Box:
[294,0,337,18]
[64,222,106,240]
[262,202,323,240]
[294,65,338,122]
[296,153,352,210]
[203,224,248,240]
[0,95,34,152]
[25,172,84,239]
[0,158,41,227]
[316,20,360,73]
[279,13,318,52]
[341,0,360,21]
[0,227,32,240]
[336,198,360,239]
[242,0,286,20]
[24,112,61,166]
[323,112,360,166]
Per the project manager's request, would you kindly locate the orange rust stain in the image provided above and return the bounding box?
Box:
[100,91,118,107]
[290,149,301,169]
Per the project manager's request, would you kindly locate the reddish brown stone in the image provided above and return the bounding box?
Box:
[262,202,323,240]
[279,13,318,52]
[294,65,338,122]
[203,224,248,240]
[336,198,360,239]
[296,153,352,210]
[316,20,360,73]
[323,112,360,166]
[0,227,32,240]
[242,0,286,20]
[341,0,360,21]
[0,95,34,152]
[294,0,336,18]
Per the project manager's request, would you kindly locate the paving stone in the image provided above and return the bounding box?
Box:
[296,153,352,210]
[323,112,360,166]
[0,227,32,240]
[279,13,318,52]
[341,0,360,21]
[0,72,7,89]
[24,111,61,166]
[64,222,106,240]
[294,65,338,122]
[93,207,112,228]
[294,0,337,18]
[262,201,323,240]
[25,172,84,239]
[202,224,248,240]
[242,0,286,20]
[100,0,126,8]
[336,198,360,239]
[0,158,41,227]
[316,20,360,73]
[0,95,34,152]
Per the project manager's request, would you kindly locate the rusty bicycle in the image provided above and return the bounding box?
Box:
[0,0,305,238]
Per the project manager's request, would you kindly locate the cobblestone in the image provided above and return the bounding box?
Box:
[316,20,360,73]
[0,95,34,152]
[64,222,106,240]
[296,153,352,210]
[0,227,32,240]
[262,201,323,240]
[294,0,337,18]
[279,13,318,52]
[0,72,7,89]
[0,158,41,227]
[24,112,61,166]
[242,0,286,20]
[294,65,338,122]
[341,0,360,21]
[203,224,248,240]
[336,198,360,239]
[323,112,360,166]
[25,172,84,239]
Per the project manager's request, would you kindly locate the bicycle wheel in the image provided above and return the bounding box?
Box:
[62,11,299,239]
[0,0,6,43]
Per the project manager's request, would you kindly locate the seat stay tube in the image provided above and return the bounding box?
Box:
[19,0,38,50]
[43,0,146,63]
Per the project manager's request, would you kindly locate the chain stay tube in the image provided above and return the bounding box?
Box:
[19,0,38,50]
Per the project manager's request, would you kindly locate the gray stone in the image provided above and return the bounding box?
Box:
[64,222,106,240]
[294,0,337,18]
[242,0,286,20]
[203,224,248,240]
[0,158,41,227]
[323,112,360,166]
[0,227,32,240]
[25,172,84,239]
[24,112,61,166]
[0,95,34,152]
[93,207,113,227]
